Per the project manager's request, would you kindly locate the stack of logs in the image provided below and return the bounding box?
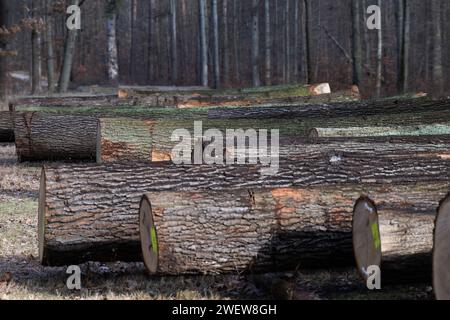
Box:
[3,88,450,299]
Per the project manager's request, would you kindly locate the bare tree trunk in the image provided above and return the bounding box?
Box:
[285,0,290,83]
[302,0,311,84]
[45,0,55,94]
[170,0,178,84]
[233,0,240,83]
[432,0,443,95]
[0,0,8,100]
[58,0,81,93]
[264,0,271,85]
[31,0,42,94]
[211,0,220,88]
[293,0,299,81]
[398,0,410,93]
[199,0,208,87]
[351,0,362,86]
[251,0,260,87]
[106,0,119,85]
[375,0,383,98]
[222,0,229,85]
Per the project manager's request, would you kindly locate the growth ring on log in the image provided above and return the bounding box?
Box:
[352,197,381,281]
[433,194,450,300]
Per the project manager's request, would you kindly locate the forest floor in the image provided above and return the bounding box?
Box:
[0,143,435,300]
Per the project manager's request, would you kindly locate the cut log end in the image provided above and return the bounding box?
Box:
[352,196,381,280]
[139,195,159,274]
[433,194,450,300]
[38,167,47,265]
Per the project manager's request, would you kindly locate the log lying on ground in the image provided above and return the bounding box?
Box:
[140,183,450,275]
[0,111,14,142]
[97,118,155,163]
[40,149,450,266]
[208,97,450,119]
[10,94,119,108]
[433,194,450,300]
[352,186,449,284]
[14,112,97,161]
[308,124,450,139]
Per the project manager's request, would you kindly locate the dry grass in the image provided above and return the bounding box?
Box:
[0,144,434,300]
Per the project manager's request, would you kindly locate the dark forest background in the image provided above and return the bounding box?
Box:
[0,0,449,99]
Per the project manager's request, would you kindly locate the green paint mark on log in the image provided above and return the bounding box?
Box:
[150,227,158,254]
[371,222,381,250]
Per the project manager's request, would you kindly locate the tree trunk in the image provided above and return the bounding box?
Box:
[0,111,13,142]
[31,0,42,95]
[97,118,155,163]
[251,0,260,87]
[222,0,229,85]
[0,0,8,100]
[433,194,450,300]
[199,0,208,87]
[352,183,450,284]
[284,0,290,83]
[170,0,178,84]
[10,94,120,109]
[106,0,119,85]
[211,0,220,88]
[45,0,55,94]
[375,0,383,98]
[351,0,362,86]
[58,0,80,93]
[431,0,443,95]
[303,0,311,84]
[264,0,271,86]
[13,112,97,161]
[208,97,450,120]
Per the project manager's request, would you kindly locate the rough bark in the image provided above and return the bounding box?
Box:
[0,111,13,142]
[97,118,155,163]
[308,125,450,140]
[433,194,450,300]
[352,184,450,284]
[39,143,450,267]
[10,94,121,109]
[208,97,450,120]
[13,112,97,161]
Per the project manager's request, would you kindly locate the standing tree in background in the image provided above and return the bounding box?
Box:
[264,0,271,86]
[0,0,8,100]
[351,0,362,87]
[251,0,260,87]
[211,0,220,88]
[375,0,383,97]
[58,0,82,93]
[31,0,42,94]
[45,0,55,93]
[199,0,208,87]
[106,0,119,85]
[222,0,229,84]
[302,0,311,84]
[397,0,410,93]
[170,0,178,84]
[431,0,443,95]
[284,0,290,83]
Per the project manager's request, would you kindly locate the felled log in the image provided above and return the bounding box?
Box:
[97,118,155,163]
[433,194,450,300]
[14,112,97,161]
[352,184,449,284]
[308,124,450,139]
[39,147,450,267]
[0,111,14,142]
[10,94,119,108]
[208,97,450,120]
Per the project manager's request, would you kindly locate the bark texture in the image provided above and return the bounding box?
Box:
[39,149,450,267]
[208,97,450,119]
[14,112,97,161]
[0,111,13,142]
